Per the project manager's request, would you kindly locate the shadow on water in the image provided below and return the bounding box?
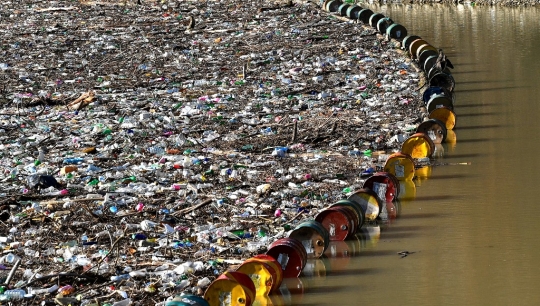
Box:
[379,232,418,239]
[456,124,504,130]
[456,79,514,85]
[453,137,500,143]
[457,112,500,117]
[326,267,384,277]
[411,194,460,201]
[399,212,443,219]
[427,174,470,180]
[455,86,528,93]
[450,70,488,75]
[456,103,498,108]
[440,153,482,159]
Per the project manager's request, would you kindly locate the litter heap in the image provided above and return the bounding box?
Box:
[0,0,425,305]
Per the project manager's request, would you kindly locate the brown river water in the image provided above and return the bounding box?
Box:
[280,4,540,306]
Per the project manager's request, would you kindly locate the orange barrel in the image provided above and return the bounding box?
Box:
[426,94,454,114]
[416,44,437,61]
[418,49,438,70]
[347,188,382,222]
[236,257,283,296]
[248,255,283,293]
[383,152,415,181]
[377,17,393,34]
[346,5,363,19]
[422,86,455,104]
[358,9,374,24]
[288,220,329,259]
[302,258,328,278]
[166,294,210,306]
[362,172,400,203]
[204,271,255,306]
[409,39,428,59]
[429,70,455,92]
[402,35,421,51]
[369,13,385,28]
[330,199,365,228]
[315,206,358,241]
[416,119,447,145]
[429,106,456,130]
[266,238,307,278]
[386,24,407,41]
[401,133,435,159]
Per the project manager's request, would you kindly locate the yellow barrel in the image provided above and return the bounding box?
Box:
[204,271,256,306]
[347,188,382,222]
[236,257,282,296]
[429,106,456,130]
[401,133,435,159]
[409,39,428,59]
[383,152,415,181]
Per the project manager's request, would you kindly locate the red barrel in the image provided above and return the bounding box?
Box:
[315,206,358,241]
[266,238,307,278]
[362,172,400,203]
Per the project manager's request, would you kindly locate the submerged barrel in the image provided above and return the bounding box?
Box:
[369,13,385,28]
[401,132,435,159]
[346,5,363,19]
[204,271,256,306]
[416,118,448,144]
[426,94,454,114]
[347,188,382,222]
[386,23,408,41]
[383,152,415,181]
[363,172,400,203]
[377,17,393,34]
[315,206,358,241]
[236,256,283,296]
[266,238,307,278]
[429,70,456,92]
[289,220,330,258]
[166,294,210,306]
[358,8,374,24]
[402,35,421,51]
[330,199,365,229]
[429,106,456,130]
[409,39,428,59]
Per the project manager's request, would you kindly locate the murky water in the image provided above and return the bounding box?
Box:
[285,4,540,306]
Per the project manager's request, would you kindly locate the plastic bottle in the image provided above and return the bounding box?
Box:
[63,157,85,164]
[4,289,26,300]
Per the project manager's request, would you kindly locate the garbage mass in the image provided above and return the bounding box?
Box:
[0,0,428,305]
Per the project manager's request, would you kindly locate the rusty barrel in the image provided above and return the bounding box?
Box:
[288,220,330,259]
[401,132,435,159]
[358,9,374,24]
[386,23,407,41]
[236,255,283,296]
[266,238,307,278]
[346,5,363,19]
[315,206,358,241]
[416,118,448,144]
[204,271,256,306]
[347,188,382,222]
[429,106,456,130]
[383,152,415,181]
[426,93,454,114]
[377,17,393,34]
[363,172,400,203]
[166,294,210,306]
[409,39,428,59]
[402,35,421,51]
[369,13,385,28]
[330,199,365,229]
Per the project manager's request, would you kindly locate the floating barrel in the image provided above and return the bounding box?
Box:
[288,220,329,258]
[330,199,365,228]
[369,13,385,28]
[325,0,343,12]
[315,206,358,241]
[363,172,400,203]
[423,55,439,73]
[402,35,421,51]
[338,3,352,16]
[426,94,454,114]
[166,294,210,306]
[346,5,363,19]
[422,86,455,104]
[358,9,374,24]
[386,24,407,41]
[347,188,382,222]
[266,238,307,278]
[377,17,393,34]
[401,132,435,159]
[429,106,456,130]
[204,271,256,306]
[249,255,283,292]
[427,65,451,80]
[383,152,415,181]
[236,256,283,296]
[416,118,447,144]
[416,44,438,61]
[409,39,428,59]
[418,49,438,70]
[429,70,456,92]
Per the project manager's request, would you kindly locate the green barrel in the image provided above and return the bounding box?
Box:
[289,220,330,258]
[386,24,407,41]
[377,17,393,34]
[338,3,352,16]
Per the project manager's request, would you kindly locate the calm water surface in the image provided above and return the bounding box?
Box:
[290,4,540,306]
